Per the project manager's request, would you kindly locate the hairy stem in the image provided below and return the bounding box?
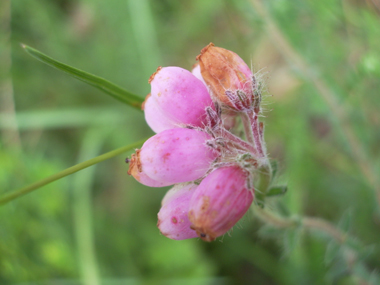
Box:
[240,112,256,149]
[253,206,373,284]
[248,111,265,158]
[217,127,258,155]
[256,207,347,244]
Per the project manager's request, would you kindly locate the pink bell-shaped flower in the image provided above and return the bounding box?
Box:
[188,165,254,241]
[157,184,198,240]
[128,128,219,186]
[144,66,214,132]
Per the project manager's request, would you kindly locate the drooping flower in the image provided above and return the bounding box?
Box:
[197,43,255,111]
[128,128,219,186]
[188,165,254,241]
[144,66,214,133]
[157,184,198,240]
[192,63,237,130]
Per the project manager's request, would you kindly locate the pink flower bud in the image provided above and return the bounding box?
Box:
[128,128,218,186]
[196,43,254,111]
[188,166,253,241]
[146,66,214,131]
[157,184,198,240]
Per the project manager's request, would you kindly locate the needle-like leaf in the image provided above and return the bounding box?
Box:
[22,44,144,110]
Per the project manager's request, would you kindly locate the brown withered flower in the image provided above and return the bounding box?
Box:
[196,43,256,111]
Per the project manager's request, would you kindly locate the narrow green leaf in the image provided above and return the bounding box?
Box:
[21,44,144,110]
[257,224,284,239]
[326,258,351,284]
[357,244,376,261]
[368,269,380,285]
[353,262,377,284]
[0,138,147,206]
[270,160,279,179]
[324,240,341,266]
[276,200,292,217]
[267,185,288,197]
[282,228,302,257]
[338,209,353,233]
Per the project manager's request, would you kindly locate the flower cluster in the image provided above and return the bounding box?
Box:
[127,43,269,241]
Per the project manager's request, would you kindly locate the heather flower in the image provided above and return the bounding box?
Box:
[157,184,198,240]
[197,43,255,111]
[144,66,214,132]
[188,166,254,241]
[192,63,237,130]
[128,128,218,186]
[127,44,269,242]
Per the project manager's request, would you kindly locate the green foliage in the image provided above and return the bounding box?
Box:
[1,0,380,284]
[267,185,287,197]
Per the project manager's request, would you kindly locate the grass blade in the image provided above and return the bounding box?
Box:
[21,44,144,110]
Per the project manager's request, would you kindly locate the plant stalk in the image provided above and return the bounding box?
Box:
[0,138,146,206]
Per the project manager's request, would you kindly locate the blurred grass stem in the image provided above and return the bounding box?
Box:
[250,0,380,207]
[0,138,146,205]
[72,129,106,285]
[127,0,161,75]
[0,1,21,149]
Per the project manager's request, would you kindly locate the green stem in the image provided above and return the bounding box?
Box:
[250,0,380,208]
[252,205,372,284]
[253,206,349,246]
[253,205,352,257]
[0,138,147,206]
[258,164,272,193]
[254,163,272,205]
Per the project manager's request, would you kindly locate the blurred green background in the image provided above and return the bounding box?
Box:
[1,0,380,284]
